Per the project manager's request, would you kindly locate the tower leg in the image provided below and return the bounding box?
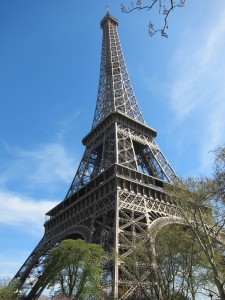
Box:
[113,191,119,299]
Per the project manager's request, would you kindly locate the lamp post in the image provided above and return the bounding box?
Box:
[209,292,213,300]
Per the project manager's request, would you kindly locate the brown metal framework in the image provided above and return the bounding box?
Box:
[13,13,179,299]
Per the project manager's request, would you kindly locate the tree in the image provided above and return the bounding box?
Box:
[123,224,205,300]
[0,278,19,300]
[212,146,225,204]
[166,147,225,299]
[121,0,185,37]
[122,147,225,299]
[40,239,105,299]
[155,225,204,300]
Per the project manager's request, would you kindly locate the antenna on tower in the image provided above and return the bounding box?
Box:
[106,4,110,13]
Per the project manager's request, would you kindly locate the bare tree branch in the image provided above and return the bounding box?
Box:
[121,0,185,37]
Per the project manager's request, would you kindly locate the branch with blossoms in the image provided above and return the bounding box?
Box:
[121,0,185,37]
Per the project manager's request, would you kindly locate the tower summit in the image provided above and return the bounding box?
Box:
[93,12,145,128]
[14,13,177,299]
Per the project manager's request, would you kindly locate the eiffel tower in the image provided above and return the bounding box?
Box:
[14,12,178,299]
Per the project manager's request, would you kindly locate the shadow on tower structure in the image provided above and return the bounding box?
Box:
[13,12,179,299]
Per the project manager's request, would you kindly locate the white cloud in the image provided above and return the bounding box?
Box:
[0,251,30,279]
[201,8,225,67]
[169,4,225,173]
[199,104,225,172]
[0,142,76,188]
[170,5,225,118]
[54,110,82,142]
[21,143,76,184]
[0,190,58,234]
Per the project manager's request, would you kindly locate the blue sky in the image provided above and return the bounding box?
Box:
[0,0,225,291]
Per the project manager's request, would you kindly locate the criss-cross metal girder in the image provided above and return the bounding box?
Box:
[92,13,145,128]
[63,13,176,198]
[13,13,180,300]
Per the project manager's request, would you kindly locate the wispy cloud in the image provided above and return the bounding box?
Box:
[0,142,76,189]
[0,143,70,277]
[170,8,225,120]
[54,110,82,142]
[20,143,76,184]
[0,190,57,234]
[169,5,225,173]
[0,250,31,278]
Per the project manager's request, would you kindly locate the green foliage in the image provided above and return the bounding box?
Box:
[0,278,18,300]
[156,224,205,299]
[122,147,225,300]
[213,146,225,203]
[121,226,202,299]
[41,239,105,299]
[165,147,225,299]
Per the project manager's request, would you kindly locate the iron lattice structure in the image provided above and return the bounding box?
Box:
[14,13,179,299]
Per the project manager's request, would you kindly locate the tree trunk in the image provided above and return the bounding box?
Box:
[214,276,225,300]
